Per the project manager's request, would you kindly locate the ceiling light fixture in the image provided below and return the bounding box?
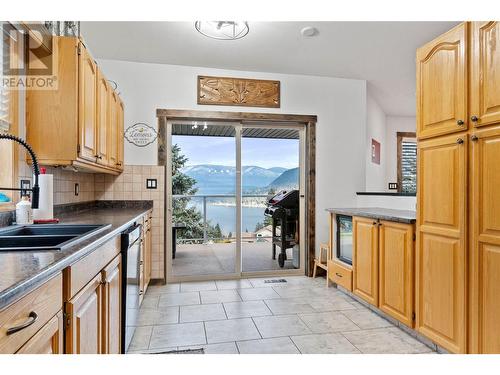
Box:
[195,21,249,40]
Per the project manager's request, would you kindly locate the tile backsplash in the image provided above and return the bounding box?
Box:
[95,165,165,281]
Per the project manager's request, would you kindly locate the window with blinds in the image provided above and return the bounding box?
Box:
[400,139,417,193]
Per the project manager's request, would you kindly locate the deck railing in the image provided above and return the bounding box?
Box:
[172,194,270,244]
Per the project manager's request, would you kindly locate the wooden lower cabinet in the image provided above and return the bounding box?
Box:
[65,253,123,354]
[469,125,500,353]
[16,312,63,354]
[353,216,379,306]
[65,274,102,354]
[378,221,415,328]
[101,255,122,354]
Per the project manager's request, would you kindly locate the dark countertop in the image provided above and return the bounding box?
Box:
[0,205,152,310]
[326,207,416,224]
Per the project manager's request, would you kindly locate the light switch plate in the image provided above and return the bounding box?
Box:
[388,182,398,190]
[20,179,31,198]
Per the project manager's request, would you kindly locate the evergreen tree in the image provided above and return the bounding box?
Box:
[171,144,220,242]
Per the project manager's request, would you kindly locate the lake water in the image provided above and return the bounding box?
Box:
[184,201,268,236]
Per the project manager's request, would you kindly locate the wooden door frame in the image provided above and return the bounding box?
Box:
[156,109,317,280]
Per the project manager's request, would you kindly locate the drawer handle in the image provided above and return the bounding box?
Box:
[6,311,38,335]
[335,273,343,278]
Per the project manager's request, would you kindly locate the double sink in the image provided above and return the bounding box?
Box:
[0,224,111,251]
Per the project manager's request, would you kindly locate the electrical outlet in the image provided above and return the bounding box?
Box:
[146,178,157,189]
[74,183,80,196]
[388,182,398,190]
[20,179,31,198]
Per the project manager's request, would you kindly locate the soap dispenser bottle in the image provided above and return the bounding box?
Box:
[16,195,33,225]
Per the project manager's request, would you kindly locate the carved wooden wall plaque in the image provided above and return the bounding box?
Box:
[197,75,280,108]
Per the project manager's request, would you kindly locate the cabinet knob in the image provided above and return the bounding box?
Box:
[456,138,464,145]
[471,115,479,122]
[457,119,465,126]
[471,135,479,142]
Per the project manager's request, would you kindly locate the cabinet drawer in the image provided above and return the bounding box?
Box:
[0,273,62,354]
[328,260,352,291]
[63,236,120,300]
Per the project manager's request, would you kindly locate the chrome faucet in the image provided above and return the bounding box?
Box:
[0,134,40,209]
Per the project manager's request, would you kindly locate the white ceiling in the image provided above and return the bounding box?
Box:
[80,21,458,116]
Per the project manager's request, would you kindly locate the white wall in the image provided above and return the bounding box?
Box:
[365,94,387,191]
[357,195,416,211]
[98,59,367,251]
[385,116,416,187]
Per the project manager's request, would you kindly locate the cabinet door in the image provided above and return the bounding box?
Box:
[379,221,414,328]
[78,43,98,162]
[102,255,121,354]
[470,125,500,353]
[16,312,63,354]
[353,216,379,306]
[416,23,467,139]
[65,274,102,354]
[96,69,110,166]
[470,22,500,128]
[108,91,119,168]
[416,134,467,353]
[116,98,125,171]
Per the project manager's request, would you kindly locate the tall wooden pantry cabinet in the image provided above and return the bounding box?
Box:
[416,21,500,354]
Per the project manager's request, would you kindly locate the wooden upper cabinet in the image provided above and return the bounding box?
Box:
[16,312,63,354]
[469,125,500,353]
[116,98,125,170]
[65,274,102,354]
[416,134,467,353]
[78,43,98,162]
[97,69,110,166]
[416,23,468,139]
[378,221,414,328]
[470,22,500,128]
[108,91,119,168]
[101,255,121,354]
[352,216,379,306]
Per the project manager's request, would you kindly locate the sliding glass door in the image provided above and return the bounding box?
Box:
[165,120,305,282]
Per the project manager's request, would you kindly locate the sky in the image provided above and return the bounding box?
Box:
[173,135,299,169]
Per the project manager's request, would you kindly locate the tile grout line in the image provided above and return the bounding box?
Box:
[250,316,264,339]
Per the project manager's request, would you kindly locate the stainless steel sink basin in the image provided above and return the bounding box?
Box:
[0,224,111,251]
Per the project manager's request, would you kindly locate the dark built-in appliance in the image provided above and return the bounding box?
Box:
[264,190,300,268]
[336,214,353,265]
[120,223,142,353]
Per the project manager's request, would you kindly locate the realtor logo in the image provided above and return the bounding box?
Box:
[125,123,158,147]
[1,22,57,90]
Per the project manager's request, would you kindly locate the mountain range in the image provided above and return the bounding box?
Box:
[181,165,298,195]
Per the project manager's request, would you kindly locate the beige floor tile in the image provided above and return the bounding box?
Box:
[128,326,152,351]
[223,300,272,319]
[342,327,433,354]
[205,318,261,344]
[299,312,360,333]
[136,306,179,326]
[264,298,316,315]
[149,322,206,348]
[180,303,226,323]
[216,279,253,290]
[342,309,393,329]
[146,283,180,295]
[158,292,200,307]
[237,337,300,354]
[237,287,281,301]
[127,346,178,354]
[272,286,320,299]
[179,342,239,354]
[141,295,160,309]
[200,289,242,304]
[180,281,217,292]
[253,315,312,338]
[291,333,361,354]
